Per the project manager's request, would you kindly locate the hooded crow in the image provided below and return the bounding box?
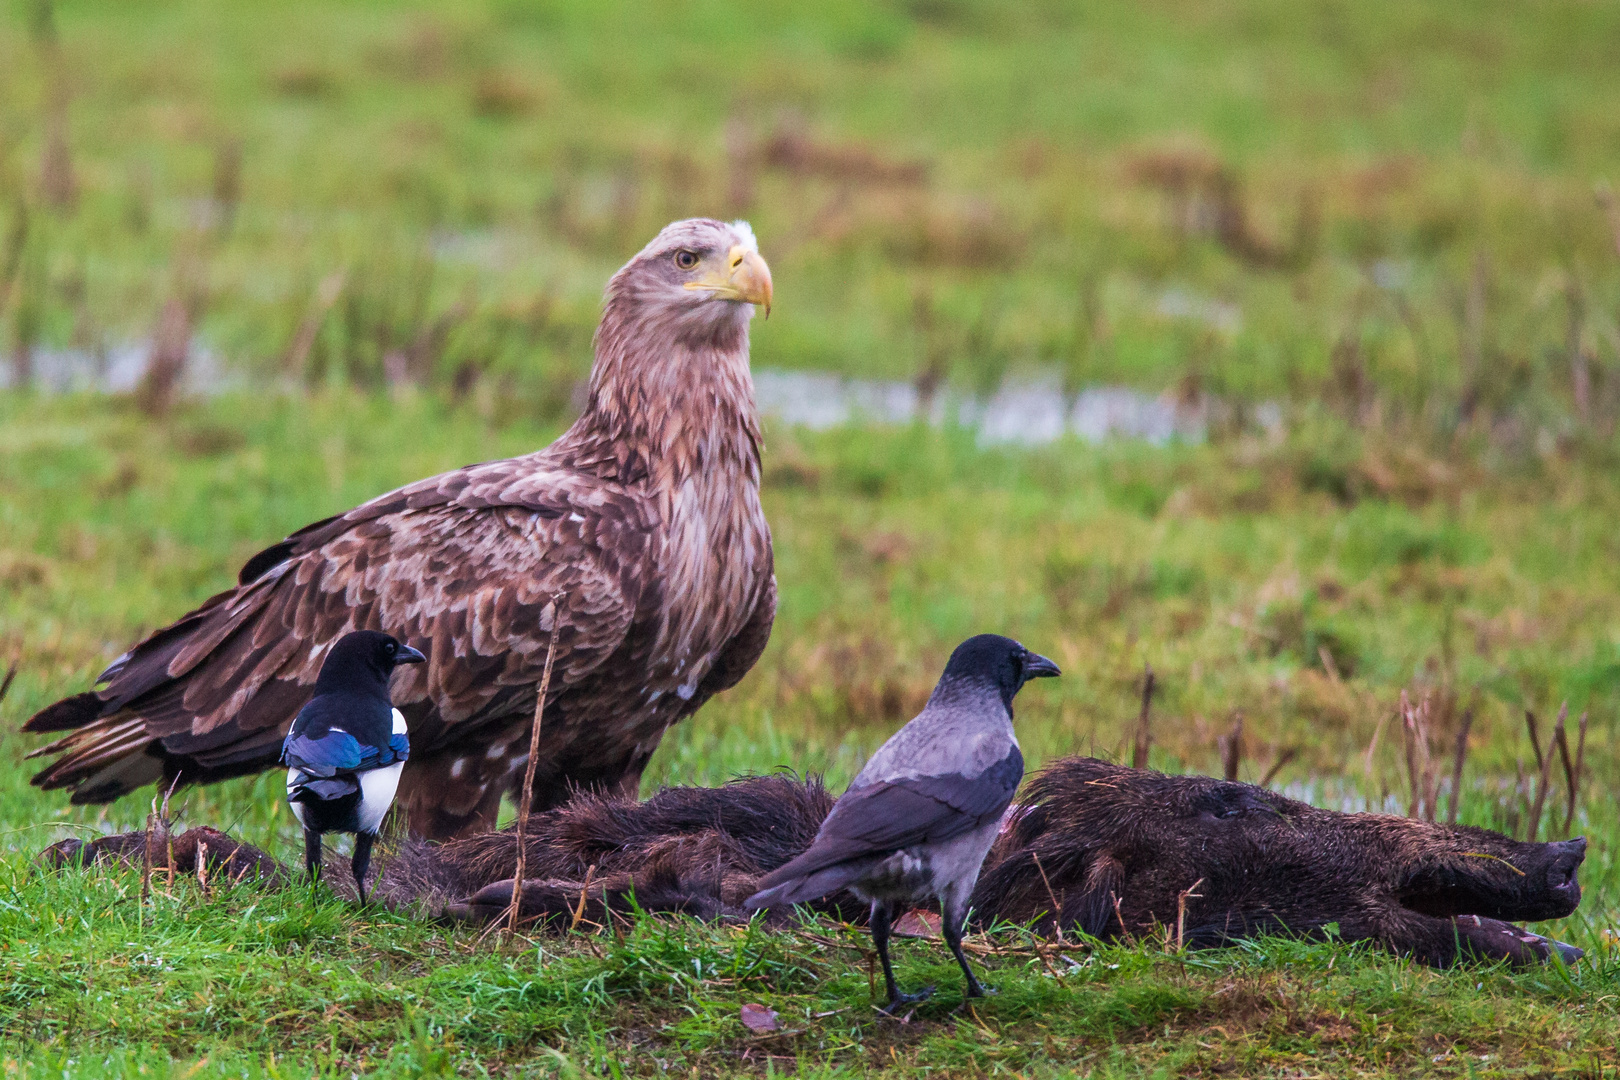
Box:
[746,634,1059,1010]
[283,631,425,902]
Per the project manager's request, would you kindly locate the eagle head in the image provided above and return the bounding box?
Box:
[604,219,772,346]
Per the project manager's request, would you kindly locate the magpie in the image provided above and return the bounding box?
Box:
[746,633,1058,1011]
[282,630,425,903]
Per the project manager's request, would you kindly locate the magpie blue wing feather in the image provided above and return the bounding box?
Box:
[281,729,365,777]
[749,745,1023,904]
[281,729,408,775]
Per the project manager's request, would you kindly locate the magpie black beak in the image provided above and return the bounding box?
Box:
[395,645,428,665]
[1023,652,1061,679]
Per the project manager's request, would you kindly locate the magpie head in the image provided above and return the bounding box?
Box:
[940,634,1061,711]
[314,630,427,695]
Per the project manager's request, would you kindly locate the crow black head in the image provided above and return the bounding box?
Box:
[314,630,427,695]
[941,634,1061,710]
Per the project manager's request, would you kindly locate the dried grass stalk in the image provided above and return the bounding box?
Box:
[1526,702,1566,842]
[506,598,564,935]
[1218,714,1243,782]
[1446,708,1473,825]
[1132,663,1155,770]
[1400,691,1438,821]
[1563,712,1588,834]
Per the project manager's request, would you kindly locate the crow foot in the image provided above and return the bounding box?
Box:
[878,986,935,1015]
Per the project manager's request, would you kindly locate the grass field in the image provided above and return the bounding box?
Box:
[4,0,1620,1075]
[2,394,1618,1077]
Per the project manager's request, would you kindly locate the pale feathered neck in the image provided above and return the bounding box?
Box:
[554,294,762,487]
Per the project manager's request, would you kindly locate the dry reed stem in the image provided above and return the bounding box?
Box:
[283,272,347,375]
[1173,878,1205,952]
[140,798,158,908]
[1526,702,1566,842]
[1446,708,1473,825]
[1598,183,1620,261]
[1554,724,1575,821]
[1317,645,1342,683]
[569,864,597,933]
[1111,894,1133,947]
[1525,710,1544,773]
[1132,662,1155,770]
[1564,712,1588,834]
[1218,714,1243,782]
[1400,691,1439,820]
[1030,850,1064,943]
[0,663,16,707]
[1259,747,1298,788]
[506,599,564,936]
[1362,709,1391,792]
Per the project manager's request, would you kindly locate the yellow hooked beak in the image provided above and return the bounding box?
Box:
[685,245,773,317]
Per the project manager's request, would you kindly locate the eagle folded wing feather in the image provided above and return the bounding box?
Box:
[25,468,651,793]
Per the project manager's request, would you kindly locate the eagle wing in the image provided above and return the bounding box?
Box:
[26,455,656,802]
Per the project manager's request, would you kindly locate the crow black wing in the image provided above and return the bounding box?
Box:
[747,745,1023,906]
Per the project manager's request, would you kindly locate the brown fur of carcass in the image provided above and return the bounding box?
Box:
[393,760,1586,967]
[37,760,1587,968]
[37,824,284,883]
[979,759,1585,967]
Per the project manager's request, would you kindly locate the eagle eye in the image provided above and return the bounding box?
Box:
[673,250,700,270]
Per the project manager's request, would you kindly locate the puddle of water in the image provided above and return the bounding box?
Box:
[1155,287,1242,334]
[753,370,1216,446]
[3,347,1268,449]
[0,342,236,395]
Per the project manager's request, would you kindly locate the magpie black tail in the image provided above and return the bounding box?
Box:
[290,777,359,803]
[304,828,323,883]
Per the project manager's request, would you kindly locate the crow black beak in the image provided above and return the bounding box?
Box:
[1023,652,1061,679]
[396,645,427,665]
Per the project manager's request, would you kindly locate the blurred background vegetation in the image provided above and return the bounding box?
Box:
[1,0,1618,440]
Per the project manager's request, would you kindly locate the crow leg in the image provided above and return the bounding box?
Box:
[871,901,934,1013]
[352,832,375,905]
[303,828,323,884]
[942,893,990,998]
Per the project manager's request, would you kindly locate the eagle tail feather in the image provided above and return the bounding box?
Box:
[22,692,107,733]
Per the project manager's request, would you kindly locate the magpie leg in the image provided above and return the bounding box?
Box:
[942,892,990,999]
[352,832,375,906]
[303,827,323,884]
[871,901,934,1013]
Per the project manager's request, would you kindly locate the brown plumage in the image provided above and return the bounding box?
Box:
[24,219,777,839]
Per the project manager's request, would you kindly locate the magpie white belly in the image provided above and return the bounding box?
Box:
[287,761,403,836]
[356,762,404,834]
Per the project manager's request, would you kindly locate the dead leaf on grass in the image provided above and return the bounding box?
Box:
[740,1003,779,1033]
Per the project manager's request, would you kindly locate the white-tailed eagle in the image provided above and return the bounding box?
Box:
[25,218,777,840]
